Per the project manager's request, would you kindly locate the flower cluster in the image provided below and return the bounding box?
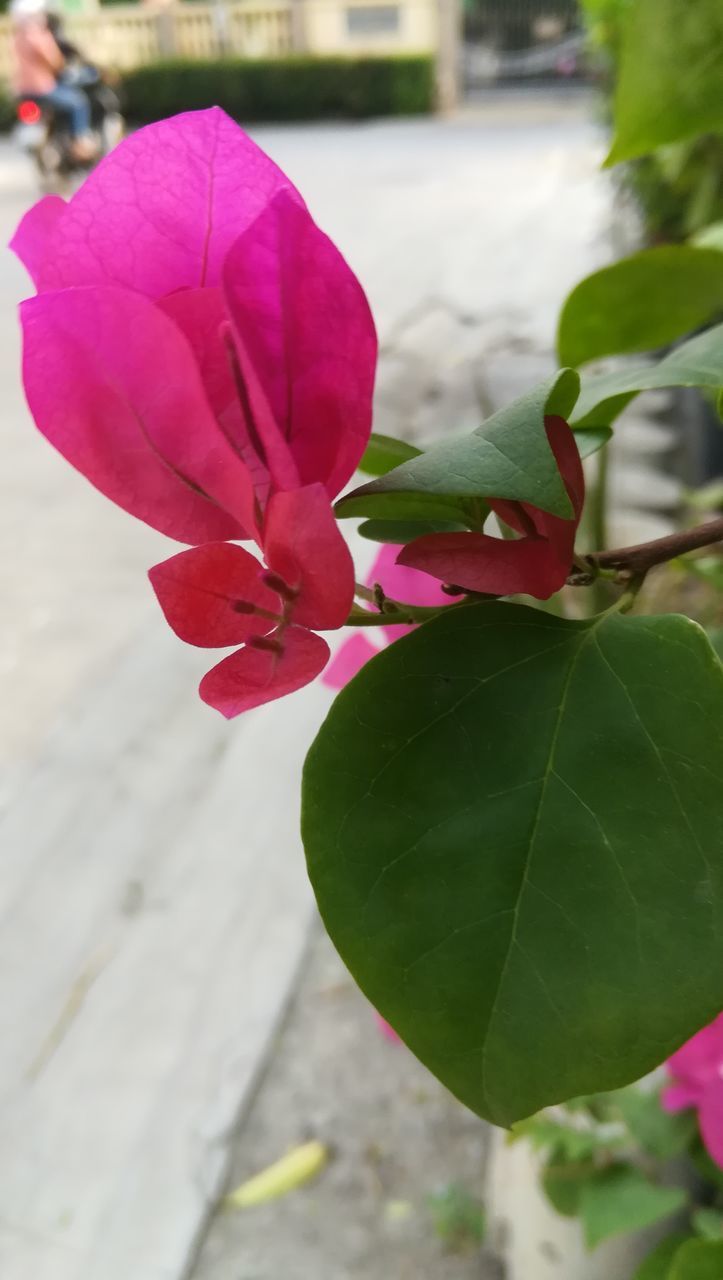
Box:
[12,108,377,714]
[13,108,587,717]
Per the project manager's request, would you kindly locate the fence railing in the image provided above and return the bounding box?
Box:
[0,0,439,85]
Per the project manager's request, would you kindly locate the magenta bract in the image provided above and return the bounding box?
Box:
[663,1012,723,1168]
[12,109,378,712]
[13,108,377,545]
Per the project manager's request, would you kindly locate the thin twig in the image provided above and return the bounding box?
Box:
[587,517,723,576]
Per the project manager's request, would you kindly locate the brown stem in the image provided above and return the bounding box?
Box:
[587,517,723,577]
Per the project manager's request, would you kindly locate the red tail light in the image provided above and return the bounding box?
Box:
[18,100,42,125]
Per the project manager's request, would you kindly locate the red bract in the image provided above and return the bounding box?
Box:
[12,108,377,544]
[397,416,585,599]
[149,485,354,716]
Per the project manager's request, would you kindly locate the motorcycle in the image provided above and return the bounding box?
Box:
[15,73,123,186]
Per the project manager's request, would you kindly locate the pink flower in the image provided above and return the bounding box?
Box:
[149,484,353,716]
[12,108,377,545]
[662,1013,723,1168]
[397,416,584,599]
[324,542,450,689]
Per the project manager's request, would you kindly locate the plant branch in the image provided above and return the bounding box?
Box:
[586,517,723,577]
[346,602,454,627]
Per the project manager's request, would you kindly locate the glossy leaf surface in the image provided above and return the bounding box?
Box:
[558,249,723,369]
[303,602,723,1125]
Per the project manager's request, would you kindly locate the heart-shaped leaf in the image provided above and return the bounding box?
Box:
[558,249,723,369]
[303,602,723,1126]
[337,372,579,523]
[557,248,723,371]
[572,323,723,429]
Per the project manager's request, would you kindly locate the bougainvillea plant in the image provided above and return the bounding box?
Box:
[12,109,723,1148]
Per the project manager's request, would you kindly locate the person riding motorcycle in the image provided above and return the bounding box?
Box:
[10,0,97,162]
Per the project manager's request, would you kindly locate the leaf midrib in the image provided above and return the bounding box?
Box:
[479,616,601,1120]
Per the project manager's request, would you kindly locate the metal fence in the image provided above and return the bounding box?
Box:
[462,0,585,87]
[464,0,579,47]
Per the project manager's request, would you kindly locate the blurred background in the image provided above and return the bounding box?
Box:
[1,1,721,1277]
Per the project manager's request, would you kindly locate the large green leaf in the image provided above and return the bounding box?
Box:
[670,1240,723,1279]
[302,601,723,1126]
[558,249,723,369]
[572,323,723,428]
[581,1165,687,1249]
[336,372,579,523]
[606,0,723,166]
[634,1235,693,1280]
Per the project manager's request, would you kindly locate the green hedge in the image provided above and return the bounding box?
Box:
[0,90,15,133]
[122,55,435,124]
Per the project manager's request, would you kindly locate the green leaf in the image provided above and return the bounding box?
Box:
[680,556,723,593]
[581,1165,687,1249]
[574,426,613,457]
[572,323,723,427]
[558,250,723,369]
[337,491,483,528]
[633,1235,694,1280]
[336,372,579,523]
[692,1209,723,1241]
[670,1240,723,1279]
[358,518,467,544]
[511,1113,605,1161]
[707,629,723,662]
[606,0,723,165]
[690,1138,723,1192]
[357,433,423,477]
[612,1086,697,1160]
[542,1157,593,1218]
[691,223,723,254]
[302,601,723,1126]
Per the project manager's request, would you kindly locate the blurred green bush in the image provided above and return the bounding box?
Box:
[122,55,435,124]
[580,0,723,243]
[0,88,17,133]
